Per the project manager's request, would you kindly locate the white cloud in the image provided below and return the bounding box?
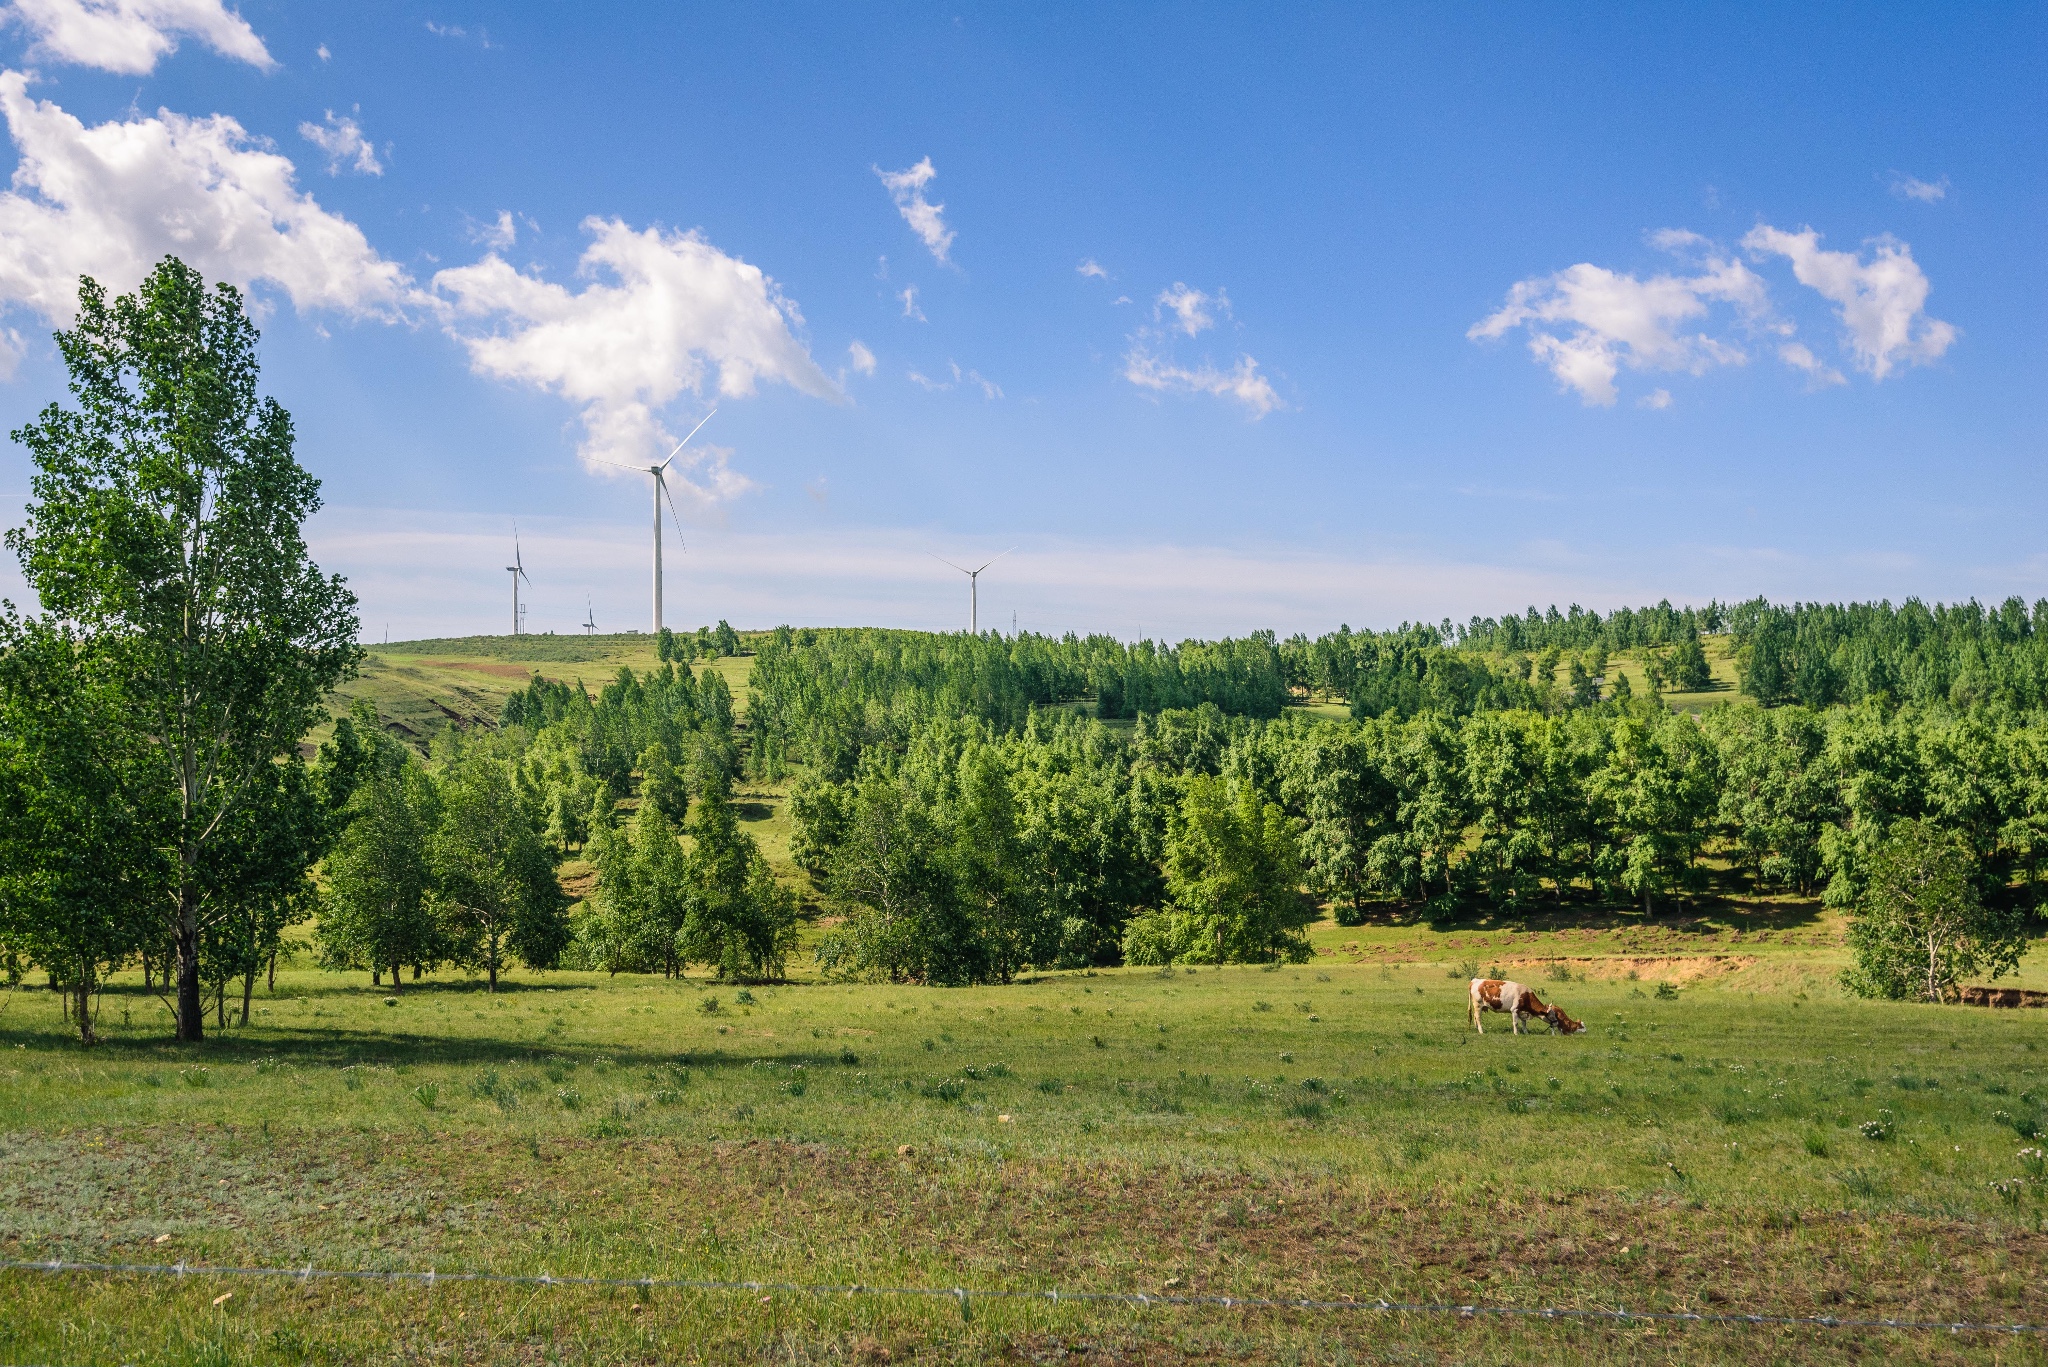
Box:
[6,0,273,74]
[0,73,418,326]
[1156,282,1219,337]
[298,110,382,177]
[1890,173,1949,203]
[315,42,328,61]
[432,217,838,507]
[1468,239,1771,405]
[1776,341,1845,388]
[467,209,519,251]
[846,340,876,376]
[874,156,954,265]
[904,359,999,399]
[1123,348,1279,418]
[898,284,924,321]
[1743,224,1956,380]
[1637,388,1672,410]
[1076,258,1108,279]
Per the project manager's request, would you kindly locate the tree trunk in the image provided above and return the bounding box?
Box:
[175,885,204,1043]
[266,950,277,992]
[215,978,226,1030]
[76,955,95,1045]
[240,967,255,1027]
[390,961,402,997]
[372,968,381,986]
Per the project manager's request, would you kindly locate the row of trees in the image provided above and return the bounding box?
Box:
[770,694,2046,987]
[315,708,568,992]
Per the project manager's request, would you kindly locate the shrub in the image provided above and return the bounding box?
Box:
[1545,961,1573,983]
[1655,981,1679,1000]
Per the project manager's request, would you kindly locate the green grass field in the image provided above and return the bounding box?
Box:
[25,633,2045,1363]
[6,936,2048,1365]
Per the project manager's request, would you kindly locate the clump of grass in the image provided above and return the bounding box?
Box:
[734,988,756,1006]
[697,996,721,1015]
[922,1038,936,1051]
[1283,1097,1326,1123]
[1091,1035,1106,1049]
[1448,962,1478,980]
[919,1078,966,1102]
[557,1087,582,1111]
[1655,982,1679,1001]
[1545,962,1573,983]
[1803,1132,1829,1157]
[1859,1119,1889,1141]
[1251,1001,1273,1013]
[1035,1077,1064,1094]
[180,1068,211,1088]
[410,1082,439,1110]
[840,1050,860,1066]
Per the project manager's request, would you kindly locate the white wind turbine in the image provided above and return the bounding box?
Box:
[582,597,598,635]
[931,547,1015,634]
[591,410,714,634]
[505,529,530,636]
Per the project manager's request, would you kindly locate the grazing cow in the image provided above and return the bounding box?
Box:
[1469,978,1587,1035]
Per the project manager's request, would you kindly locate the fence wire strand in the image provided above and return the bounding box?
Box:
[2,1257,2042,1336]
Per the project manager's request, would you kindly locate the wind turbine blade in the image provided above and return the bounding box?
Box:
[589,455,653,474]
[656,409,717,471]
[657,471,687,550]
[970,546,1017,574]
[928,552,971,575]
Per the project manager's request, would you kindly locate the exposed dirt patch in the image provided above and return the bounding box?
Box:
[1493,956,1758,984]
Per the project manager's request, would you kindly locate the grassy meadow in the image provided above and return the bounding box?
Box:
[12,632,2048,1363]
[6,939,2048,1365]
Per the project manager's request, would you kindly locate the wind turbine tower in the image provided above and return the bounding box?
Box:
[583,598,598,635]
[506,531,530,636]
[592,410,714,634]
[932,548,1015,634]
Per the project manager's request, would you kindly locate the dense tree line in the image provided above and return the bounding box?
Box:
[1727,597,2048,711]
[780,694,2048,984]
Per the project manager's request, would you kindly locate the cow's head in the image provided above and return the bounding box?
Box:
[1547,1006,1586,1035]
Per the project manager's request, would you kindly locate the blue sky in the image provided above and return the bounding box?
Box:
[0,2,2039,640]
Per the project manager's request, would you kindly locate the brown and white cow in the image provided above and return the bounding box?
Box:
[1468,978,1586,1035]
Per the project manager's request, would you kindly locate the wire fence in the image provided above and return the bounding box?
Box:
[3,1257,2043,1336]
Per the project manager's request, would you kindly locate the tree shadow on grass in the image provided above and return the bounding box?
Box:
[1340,890,1832,938]
[0,1003,868,1074]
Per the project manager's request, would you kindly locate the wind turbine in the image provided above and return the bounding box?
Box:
[505,529,530,636]
[583,597,598,635]
[591,410,714,634]
[931,547,1015,634]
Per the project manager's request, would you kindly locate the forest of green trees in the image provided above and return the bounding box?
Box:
[0,260,2040,1039]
